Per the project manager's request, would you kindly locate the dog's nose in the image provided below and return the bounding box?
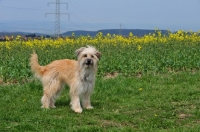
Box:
[86,59,93,64]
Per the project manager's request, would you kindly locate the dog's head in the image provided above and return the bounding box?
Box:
[76,46,101,68]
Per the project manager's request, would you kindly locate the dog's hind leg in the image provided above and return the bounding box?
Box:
[41,91,51,108]
[49,96,56,108]
[41,77,61,109]
[50,84,64,108]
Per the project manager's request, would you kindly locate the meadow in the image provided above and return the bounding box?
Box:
[1,30,200,83]
[0,30,200,131]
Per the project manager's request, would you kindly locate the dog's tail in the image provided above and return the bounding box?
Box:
[30,51,45,78]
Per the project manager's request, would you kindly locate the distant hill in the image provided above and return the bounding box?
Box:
[62,29,169,37]
[0,32,47,37]
[0,29,169,37]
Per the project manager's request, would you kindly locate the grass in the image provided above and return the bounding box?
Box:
[1,31,200,131]
[1,71,200,131]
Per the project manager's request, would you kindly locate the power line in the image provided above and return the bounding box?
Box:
[0,6,45,10]
[45,0,70,38]
[68,1,98,23]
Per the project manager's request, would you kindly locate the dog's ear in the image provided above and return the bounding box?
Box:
[95,51,101,60]
[75,47,85,57]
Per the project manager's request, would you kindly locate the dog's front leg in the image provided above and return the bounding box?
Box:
[70,95,82,113]
[82,94,93,109]
[69,83,83,113]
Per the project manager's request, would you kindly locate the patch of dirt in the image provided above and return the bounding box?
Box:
[101,119,121,127]
[178,113,192,119]
[0,78,31,85]
[136,72,142,78]
[179,114,187,119]
[104,72,119,79]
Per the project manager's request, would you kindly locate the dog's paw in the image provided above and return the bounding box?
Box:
[74,108,82,113]
[41,106,50,109]
[50,105,56,108]
[86,106,93,109]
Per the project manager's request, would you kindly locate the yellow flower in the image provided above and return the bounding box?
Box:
[139,88,143,91]
[138,45,142,50]
[129,32,133,37]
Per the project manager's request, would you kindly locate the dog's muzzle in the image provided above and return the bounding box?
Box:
[85,59,93,66]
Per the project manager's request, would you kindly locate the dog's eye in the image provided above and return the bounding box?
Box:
[83,54,87,57]
[91,55,94,58]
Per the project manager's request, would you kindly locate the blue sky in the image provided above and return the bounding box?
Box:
[0,0,200,34]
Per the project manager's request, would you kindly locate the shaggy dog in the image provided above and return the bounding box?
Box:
[30,46,101,113]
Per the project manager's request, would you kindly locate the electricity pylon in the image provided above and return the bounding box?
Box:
[46,0,70,38]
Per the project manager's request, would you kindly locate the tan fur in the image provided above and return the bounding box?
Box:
[30,46,101,113]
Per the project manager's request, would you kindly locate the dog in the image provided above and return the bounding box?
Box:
[30,46,101,113]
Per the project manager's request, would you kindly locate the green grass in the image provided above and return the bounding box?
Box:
[1,71,200,131]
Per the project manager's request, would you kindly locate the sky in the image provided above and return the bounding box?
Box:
[0,0,200,34]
